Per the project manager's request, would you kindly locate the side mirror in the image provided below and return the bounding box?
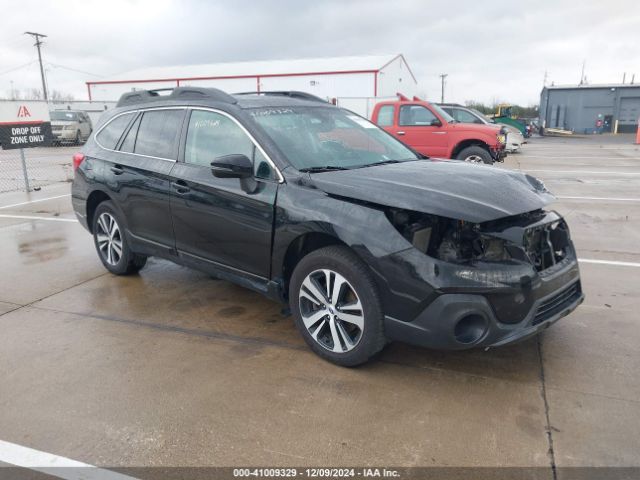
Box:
[211,154,253,179]
[430,119,442,127]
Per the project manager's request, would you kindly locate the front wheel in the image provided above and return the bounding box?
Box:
[456,145,493,164]
[92,201,147,275]
[289,246,386,366]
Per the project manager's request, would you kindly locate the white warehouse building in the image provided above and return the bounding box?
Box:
[86,54,418,116]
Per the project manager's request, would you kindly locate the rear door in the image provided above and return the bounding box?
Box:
[99,108,185,256]
[169,108,279,279]
[395,104,449,157]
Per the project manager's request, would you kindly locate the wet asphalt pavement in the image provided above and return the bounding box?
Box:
[0,135,639,475]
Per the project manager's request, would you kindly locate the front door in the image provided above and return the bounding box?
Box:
[170,109,279,279]
[393,104,449,158]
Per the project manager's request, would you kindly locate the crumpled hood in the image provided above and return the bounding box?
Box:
[309,159,554,223]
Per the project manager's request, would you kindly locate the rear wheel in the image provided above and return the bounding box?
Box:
[457,145,493,164]
[92,201,147,275]
[289,246,386,366]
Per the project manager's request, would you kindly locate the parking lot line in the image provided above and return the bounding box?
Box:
[0,194,71,210]
[520,156,640,160]
[557,196,640,202]
[579,258,640,268]
[524,169,640,175]
[0,214,77,222]
[0,439,138,480]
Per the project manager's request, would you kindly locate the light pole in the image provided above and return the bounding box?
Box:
[439,74,448,103]
[24,31,48,101]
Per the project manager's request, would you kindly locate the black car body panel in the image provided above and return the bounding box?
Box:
[72,87,583,353]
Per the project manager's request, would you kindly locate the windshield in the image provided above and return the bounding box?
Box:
[470,108,495,124]
[430,103,455,123]
[250,107,419,170]
[50,111,79,121]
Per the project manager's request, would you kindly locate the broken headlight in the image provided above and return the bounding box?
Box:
[385,208,511,264]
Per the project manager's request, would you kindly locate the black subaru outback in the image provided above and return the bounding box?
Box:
[72,87,583,366]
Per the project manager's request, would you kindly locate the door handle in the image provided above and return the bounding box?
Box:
[396,131,406,136]
[171,181,191,195]
[110,165,124,175]
[432,132,447,135]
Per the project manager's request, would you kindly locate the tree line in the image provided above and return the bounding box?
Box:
[463,100,539,119]
[1,88,75,101]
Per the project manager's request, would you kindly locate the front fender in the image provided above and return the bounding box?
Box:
[271,180,412,308]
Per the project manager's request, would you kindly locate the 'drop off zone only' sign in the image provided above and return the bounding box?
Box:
[0,101,53,150]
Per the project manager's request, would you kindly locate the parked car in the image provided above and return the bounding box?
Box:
[371,97,507,164]
[50,110,93,145]
[72,87,583,366]
[439,103,525,153]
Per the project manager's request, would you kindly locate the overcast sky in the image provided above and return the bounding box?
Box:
[1,0,638,106]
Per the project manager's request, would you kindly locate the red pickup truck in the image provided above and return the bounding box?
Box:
[371,97,507,164]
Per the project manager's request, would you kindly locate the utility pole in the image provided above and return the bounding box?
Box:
[439,73,448,103]
[579,60,586,85]
[24,31,48,101]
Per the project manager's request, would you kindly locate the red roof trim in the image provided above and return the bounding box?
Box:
[86,69,379,86]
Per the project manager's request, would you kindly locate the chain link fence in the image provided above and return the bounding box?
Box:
[0,145,75,193]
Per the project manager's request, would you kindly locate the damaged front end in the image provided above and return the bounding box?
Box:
[382,207,584,350]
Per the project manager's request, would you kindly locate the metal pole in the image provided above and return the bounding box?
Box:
[19,148,31,192]
[25,31,48,101]
[439,74,448,103]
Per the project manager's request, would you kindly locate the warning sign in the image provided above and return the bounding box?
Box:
[0,101,52,150]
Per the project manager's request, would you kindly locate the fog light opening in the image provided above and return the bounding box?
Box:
[454,314,488,345]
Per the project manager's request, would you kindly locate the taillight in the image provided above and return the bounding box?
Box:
[73,153,85,171]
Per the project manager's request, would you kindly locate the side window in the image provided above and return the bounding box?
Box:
[185,110,276,180]
[455,109,483,124]
[376,105,395,127]
[134,109,184,159]
[119,114,141,153]
[96,113,135,149]
[399,105,438,126]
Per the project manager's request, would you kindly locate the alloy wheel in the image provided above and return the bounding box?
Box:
[298,269,364,353]
[96,212,123,266]
[465,154,484,163]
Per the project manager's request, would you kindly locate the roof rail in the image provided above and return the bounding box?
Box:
[116,86,237,108]
[234,91,329,104]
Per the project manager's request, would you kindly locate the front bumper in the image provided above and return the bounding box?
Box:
[383,251,583,350]
[52,130,77,141]
[506,143,521,153]
[491,147,507,162]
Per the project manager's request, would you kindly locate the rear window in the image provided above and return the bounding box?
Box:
[96,113,135,150]
[376,105,395,127]
[134,110,184,159]
[119,114,142,153]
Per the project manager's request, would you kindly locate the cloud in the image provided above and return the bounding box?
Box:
[1,0,638,106]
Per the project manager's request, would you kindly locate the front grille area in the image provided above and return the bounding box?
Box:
[524,220,571,272]
[532,281,581,326]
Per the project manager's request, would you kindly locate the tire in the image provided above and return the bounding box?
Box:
[456,145,493,164]
[92,201,147,275]
[289,246,386,366]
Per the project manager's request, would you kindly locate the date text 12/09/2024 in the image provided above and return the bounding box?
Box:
[233,468,400,478]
